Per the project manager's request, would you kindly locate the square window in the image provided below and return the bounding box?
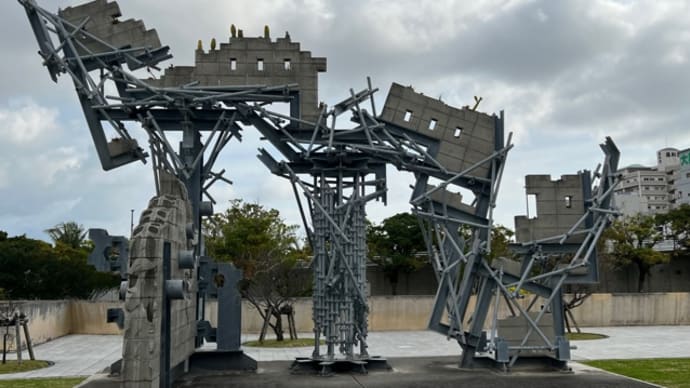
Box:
[454,127,463,138]
[564,195,573,208]
[403,110,413,122]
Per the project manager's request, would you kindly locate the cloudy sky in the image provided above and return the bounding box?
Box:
[1,0,688,242]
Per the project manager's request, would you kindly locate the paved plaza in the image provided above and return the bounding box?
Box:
[0,325,688,382]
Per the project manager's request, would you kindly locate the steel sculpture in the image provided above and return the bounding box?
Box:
[19,0,621,380]
[18,0,256,378]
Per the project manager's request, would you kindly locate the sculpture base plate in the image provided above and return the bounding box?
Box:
[290,355,391,376]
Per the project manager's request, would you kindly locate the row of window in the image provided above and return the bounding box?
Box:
[625,177,665,184]
[647,195,667,201]
[642,185,667,191]
[402,110,463,138]
[228,58,293,71]
[649,205,668,210]
[657,150,679,163]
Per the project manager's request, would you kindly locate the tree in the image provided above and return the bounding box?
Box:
[45,221,87,249]
[0,232,118,299]
[602,214,668,292]
[656,204,690,255]
[367,212,427,295]
[205,200,310,341]
[459,224,515,262]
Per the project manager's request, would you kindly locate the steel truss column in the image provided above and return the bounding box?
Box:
[311,171,369,361]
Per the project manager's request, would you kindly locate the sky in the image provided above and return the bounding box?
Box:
[1,0,689,242]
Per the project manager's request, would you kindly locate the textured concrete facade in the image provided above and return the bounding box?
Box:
[58,0,162,56]
[514,174,585,242]
[150,34,326,124]
[121,172,196,388]
[380,83,497,178]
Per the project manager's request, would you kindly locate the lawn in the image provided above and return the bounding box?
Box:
[0,377,85,388]
[584,358,690,388]
[0,360,50,374]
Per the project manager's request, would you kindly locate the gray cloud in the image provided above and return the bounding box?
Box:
[1,0,688,239]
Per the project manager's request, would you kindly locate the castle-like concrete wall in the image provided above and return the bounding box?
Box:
[151,34,326,124]
[380,83,498,179]
[515,174,586,242]
[59,0,162,56]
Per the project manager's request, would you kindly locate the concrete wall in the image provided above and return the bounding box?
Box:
[570,292,690,326]
[70,301,123,335]
[7,292,690,347]
[514,174,586,243]
[217,292,690,333]
[380,83,497,178]
[1,300,72,350]
[368,259,690,294]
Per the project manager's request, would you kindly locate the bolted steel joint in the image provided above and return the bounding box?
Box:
[179,250,196,269]
[185,222,195,240]
[199,201,214,217]
[165,279,189,300]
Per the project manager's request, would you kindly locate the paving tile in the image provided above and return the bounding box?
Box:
[0,326,689,379]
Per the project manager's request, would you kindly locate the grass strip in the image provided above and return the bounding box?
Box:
[584,358,690,388]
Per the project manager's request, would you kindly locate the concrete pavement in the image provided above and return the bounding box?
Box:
[0,326,688,380]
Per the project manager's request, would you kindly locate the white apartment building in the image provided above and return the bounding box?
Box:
[614,164,670,215]
[613,147,685,216]
[676,148,690,206]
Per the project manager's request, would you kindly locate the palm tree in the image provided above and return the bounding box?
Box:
[45,221,87,249]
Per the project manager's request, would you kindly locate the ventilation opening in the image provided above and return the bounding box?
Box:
[257,58,264,71]
[564,195,573,208]
[527,194,538,218]
[403,110,413,122]
[230,58,237,71]
[428,118,437,130]
[454,127,463,138]
[284,58,291,70]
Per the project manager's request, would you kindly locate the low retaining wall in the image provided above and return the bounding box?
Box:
[6,292,690,346]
